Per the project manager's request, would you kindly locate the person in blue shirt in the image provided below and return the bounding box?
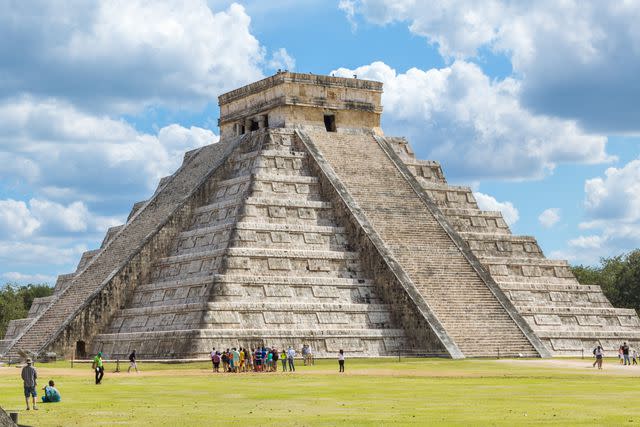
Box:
[42,380,61,403]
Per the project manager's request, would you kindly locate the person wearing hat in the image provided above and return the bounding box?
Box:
[92,352,105,384]
[21,358,38,410]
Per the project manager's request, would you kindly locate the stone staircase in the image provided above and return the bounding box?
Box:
[300,130,541,358]
[91,129,407,358]
[386,137,640,356]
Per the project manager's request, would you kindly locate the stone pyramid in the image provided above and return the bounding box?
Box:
[2,72,638,360]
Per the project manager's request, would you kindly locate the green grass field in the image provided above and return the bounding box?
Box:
[1,358,639,426]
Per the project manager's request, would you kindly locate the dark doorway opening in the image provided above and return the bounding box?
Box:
[250,119,260,131]
[75,341,86,359]
[324,114,336,132]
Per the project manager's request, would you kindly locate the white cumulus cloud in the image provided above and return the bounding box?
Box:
[0,97,218,205]
[341,0,640,133]
[0,200,40,239]
[0,1,265,113]
[268,48,296,71]
[332,61,611,181]
[538,208,560,228]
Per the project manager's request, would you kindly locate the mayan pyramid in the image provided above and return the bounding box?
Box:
[2,72,638,360]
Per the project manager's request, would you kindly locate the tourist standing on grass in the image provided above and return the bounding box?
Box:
[246,348,253,372]
[222,350,229,372]
[210,348,217,372]
[338,349,345,373]
[281,349,288,372]
[42,380,61,403]
[212,351,221,373]
[92,352,105,384]
[622,342,630,365]
[272,348,279,372]
[267,349,274,371]
[618,346,624,365]
[633,349,638,365]
[128,350,138,373]
[287,346,296,372]
[593,346,604,369]
[21,358,38,410]
[232,348,240,373]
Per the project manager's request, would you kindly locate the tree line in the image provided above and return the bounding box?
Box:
[0,283,53,338]
[571,249,640,314]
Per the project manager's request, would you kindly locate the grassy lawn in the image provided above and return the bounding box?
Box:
[1,357,639,426]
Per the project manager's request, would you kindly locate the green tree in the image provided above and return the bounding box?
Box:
[0,283,53,339]
[572,249,640,314]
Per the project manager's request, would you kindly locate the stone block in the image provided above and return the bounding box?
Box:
[308,259,330,271]
[533,315,562,325]
[267,258,292,270]
[317,312,349,324]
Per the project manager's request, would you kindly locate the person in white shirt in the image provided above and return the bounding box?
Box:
[338,349,345,373]
[287,346,296,372]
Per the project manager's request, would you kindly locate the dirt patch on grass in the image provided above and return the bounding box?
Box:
[496,358,640,376]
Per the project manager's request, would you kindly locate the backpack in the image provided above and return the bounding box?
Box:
[212,354,220,363]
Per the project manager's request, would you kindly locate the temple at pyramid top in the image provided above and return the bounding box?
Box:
[218,72,384,138]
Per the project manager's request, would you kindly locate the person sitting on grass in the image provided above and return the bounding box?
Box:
[42,380,61,403]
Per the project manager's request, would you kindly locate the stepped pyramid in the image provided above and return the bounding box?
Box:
[2,72,638,359]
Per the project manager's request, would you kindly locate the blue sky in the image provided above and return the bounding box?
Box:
[1,0,640,284]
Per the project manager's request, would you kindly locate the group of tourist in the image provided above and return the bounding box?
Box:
[592,341,638,369]
[210,346,299,373]
[19,358,61,410]
[616,342,637,365]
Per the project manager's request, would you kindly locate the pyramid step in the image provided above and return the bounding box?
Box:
[402,158,447,184]
[481,256,574,279]
[232,222,347,250]
[499,281,599,292]
[439,208,511,234]
[235,149,306,162]
[459,232,544,259]
[516,305,637,317]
